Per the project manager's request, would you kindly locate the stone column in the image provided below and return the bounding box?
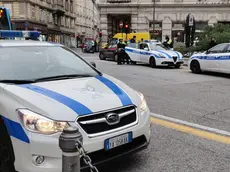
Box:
[131,14,138,32]
[100,14,108,43]
[162,17,172,40]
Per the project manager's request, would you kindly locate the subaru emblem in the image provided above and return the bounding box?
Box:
[105,113,120,125]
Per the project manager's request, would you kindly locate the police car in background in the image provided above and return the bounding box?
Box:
[0,31,151,172]
[125,41,184,68]
[188,43,230,74]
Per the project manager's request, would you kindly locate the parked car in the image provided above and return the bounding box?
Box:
[99,43,118,61]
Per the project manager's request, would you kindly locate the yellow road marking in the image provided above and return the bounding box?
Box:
[151,117,230,145]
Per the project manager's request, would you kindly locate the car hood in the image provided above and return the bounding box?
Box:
[3,74,141,121]
[152,50,183,59]
[190,52,205,59]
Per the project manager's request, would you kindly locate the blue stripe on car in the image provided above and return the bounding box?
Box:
[1,115,30,143]
[191,56,230,60]
[156,50,171,58]
[95,76,132,106]
[174,51,181,59]
[125,48,160,58]
[19,84,92,116]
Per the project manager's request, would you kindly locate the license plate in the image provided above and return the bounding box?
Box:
[105,132,132,151]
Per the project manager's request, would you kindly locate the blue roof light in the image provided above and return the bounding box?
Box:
[0,30,40,38]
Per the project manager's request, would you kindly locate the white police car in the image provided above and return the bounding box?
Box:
[188,43,230,74]
[125,41,184,68]
[0,31,151,172]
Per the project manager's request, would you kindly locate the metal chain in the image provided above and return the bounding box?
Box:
[76,140,99,172]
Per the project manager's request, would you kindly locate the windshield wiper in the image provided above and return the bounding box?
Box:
[34,74,94,82]
[0,79,36,84]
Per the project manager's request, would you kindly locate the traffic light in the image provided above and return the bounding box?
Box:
[0,9,4,18]
[99,31,102,37]
[125,23,129,34]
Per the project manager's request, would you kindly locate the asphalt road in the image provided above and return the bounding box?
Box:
[77,51,230,172]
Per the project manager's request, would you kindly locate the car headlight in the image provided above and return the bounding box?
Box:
[17,109,69,135]
[159,54,166,58]
[137,92,148,112]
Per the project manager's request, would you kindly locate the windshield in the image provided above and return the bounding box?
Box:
[149,43,168,51]
[0,46,99,81]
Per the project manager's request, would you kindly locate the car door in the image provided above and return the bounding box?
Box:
[217,44,230,74]
[139,43,150,63]
[126,43,141,62]
[107,44,117,58]
[202,43,228,71]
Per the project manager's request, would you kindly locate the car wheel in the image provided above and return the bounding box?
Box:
[175,64,181,69]
[131,61,137,65]
[114,54,118,62]
[149,57,156,68]
[0,118,15,172]
[190,60,201,74]
[99,53,106,60]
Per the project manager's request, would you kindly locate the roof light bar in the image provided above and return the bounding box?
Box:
[0,30,40,38]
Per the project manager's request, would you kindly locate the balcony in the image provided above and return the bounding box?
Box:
[52,0,65,15]
[107,0,131,3]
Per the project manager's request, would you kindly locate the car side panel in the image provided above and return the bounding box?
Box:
[125,47,141,62]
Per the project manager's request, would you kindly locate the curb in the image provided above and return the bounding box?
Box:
[151,113,230,137]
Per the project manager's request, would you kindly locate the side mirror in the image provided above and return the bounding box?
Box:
[90,62,96,68]
[144,47,149,51]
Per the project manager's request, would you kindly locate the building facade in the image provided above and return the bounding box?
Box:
[1,0,76,47]
[98,0,230,43]
[75,0,100,45]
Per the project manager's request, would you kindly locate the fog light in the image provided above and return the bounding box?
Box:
[32,155,45,165]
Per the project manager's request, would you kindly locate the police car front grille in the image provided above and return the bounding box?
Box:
[173,56,177,62]
[76,106,137,136]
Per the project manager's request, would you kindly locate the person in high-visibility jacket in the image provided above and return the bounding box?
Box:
[163,35,174,50]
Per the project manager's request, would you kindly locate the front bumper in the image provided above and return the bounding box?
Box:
[13,108,151,172]
[156,58,184,66]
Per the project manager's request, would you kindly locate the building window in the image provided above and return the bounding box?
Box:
[40,9,44,21]
[61,16,64,26]
[54,14,58,25]
[19,2,25,16]
[65,0,69,11]
[3,4,12,16]
[65,17,67,26]
[70,1,73,13]
[31,5,35,18]
[49,12,53,23]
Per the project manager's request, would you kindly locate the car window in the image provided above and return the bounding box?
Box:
[224,44,230,52]
[0,46,99,80]
[208,44,227,53]
[110,44,117,48]
[149,43,167,50]
[139,43,144,49]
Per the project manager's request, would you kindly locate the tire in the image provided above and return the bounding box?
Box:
[149,57,156,68]
[131,61,137,65]
[190,60,201,74]
[175,64,181,69]
[99,53,106,60]
[0,118,15,172]
[114,54,118,62]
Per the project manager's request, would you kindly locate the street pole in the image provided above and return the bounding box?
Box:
[59,127,83,172]
[152,0,156,39]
